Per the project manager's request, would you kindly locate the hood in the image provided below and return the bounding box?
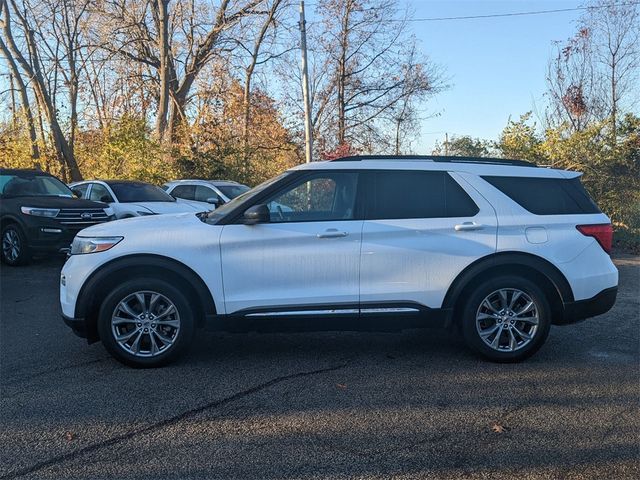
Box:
[127,201,203,214]
[5,195,108,209]
[79,212,200,237]
[175,198,212,210]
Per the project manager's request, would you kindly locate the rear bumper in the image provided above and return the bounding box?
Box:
[559,286,618,325]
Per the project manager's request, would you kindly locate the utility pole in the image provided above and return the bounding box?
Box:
[299,0,313,163]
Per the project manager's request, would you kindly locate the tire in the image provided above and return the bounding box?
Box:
[1,224,30,266]
[461,275,551,362]
[97,278,196,368]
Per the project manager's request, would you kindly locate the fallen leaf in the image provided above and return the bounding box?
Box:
[491,423,505,434]
[336,383,347,389]
[64,431,75,441]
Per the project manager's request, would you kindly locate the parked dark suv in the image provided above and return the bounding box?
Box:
[0,168,113,265]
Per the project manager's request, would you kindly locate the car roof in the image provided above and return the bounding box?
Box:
[291,155,577,178]
[164,179,245,187]
[0,168,54,176]
[71,180,153,186]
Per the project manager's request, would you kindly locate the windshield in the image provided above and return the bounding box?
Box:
[0,173,73,197]
[217,184,250,199]
[109,182,176,203]
[205,172,291,222]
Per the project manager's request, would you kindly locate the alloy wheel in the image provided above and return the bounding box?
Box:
[475,288,539,352]
[2,229,21,263]
[111,290,181,357]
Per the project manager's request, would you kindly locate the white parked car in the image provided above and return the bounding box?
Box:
[61,156,618,367]
[162,179,250,210]
[69,180,204,219]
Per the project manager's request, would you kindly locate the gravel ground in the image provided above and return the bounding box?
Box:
[0,255,638,479]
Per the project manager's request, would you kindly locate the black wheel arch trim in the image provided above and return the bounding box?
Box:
[442,251,575,311]
[1,214,26,230]
[74,254,217,342]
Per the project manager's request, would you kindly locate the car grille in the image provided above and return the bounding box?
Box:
[56,208,110,227]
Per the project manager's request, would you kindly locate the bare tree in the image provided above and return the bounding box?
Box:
[586,0,639,140]
[0,0,83,179]
[0,1,39,162]
[307,0,443,153]
[546,28,603,132]
[98,0,267,144]
[238,0,284,163]
[545,1,639,140]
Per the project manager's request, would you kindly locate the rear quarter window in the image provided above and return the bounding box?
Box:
[482,176,601,215]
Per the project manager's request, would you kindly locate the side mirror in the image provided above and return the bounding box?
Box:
[206,197,222,206]
[71,188,82,198]
[243,204,270,224]
[100,195,112,203]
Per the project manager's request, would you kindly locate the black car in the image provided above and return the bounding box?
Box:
[0,168,113,265]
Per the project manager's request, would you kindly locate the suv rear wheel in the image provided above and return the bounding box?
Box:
[1,224,30,266]
[97,278,196,368]
[461,275,551,362]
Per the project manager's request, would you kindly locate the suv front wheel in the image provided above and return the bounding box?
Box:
[461,275,551,362]
[1,224,30,266]
[97,278,196,368]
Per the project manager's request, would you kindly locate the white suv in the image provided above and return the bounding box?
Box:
[60,156,618,367]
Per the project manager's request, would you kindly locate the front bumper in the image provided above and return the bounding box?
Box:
[559,286,618,325]
[62,313,87,338]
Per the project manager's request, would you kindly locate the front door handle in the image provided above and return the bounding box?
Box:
[317,228,348,238]
[454,222,483,232]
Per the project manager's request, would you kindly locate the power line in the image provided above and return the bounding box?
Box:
[402,1,640,22]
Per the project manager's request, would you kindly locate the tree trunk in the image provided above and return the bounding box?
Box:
[2,2,82,179]
[610,59,617,143]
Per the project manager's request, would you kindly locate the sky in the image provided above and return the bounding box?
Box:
[403,0,585,152]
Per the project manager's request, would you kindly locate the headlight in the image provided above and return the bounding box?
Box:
[70,236,123,255]
[21,206,60,217]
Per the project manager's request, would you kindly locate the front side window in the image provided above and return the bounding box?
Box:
[367,171,479,220]
[89,184,114,203]
[264,172,358,223]
[71,183,89,198]
[171,185,196,201]
[195,186,220,203]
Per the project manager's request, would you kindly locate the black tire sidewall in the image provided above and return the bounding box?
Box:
[98,278,196,368]
[1,224,29,266]
[461,275,551,362]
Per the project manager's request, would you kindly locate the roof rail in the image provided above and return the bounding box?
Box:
[330,155,537,168]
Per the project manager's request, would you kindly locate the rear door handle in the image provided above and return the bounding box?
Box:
[317,228,348,238]
[454,222,483,231]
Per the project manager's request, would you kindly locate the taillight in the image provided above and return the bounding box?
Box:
[576,224,613,254]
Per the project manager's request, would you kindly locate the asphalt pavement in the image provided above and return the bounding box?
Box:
[1,255,638,479]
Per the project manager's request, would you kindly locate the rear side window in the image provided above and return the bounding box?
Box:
[482,176,600,215]
[367,171,479,220]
